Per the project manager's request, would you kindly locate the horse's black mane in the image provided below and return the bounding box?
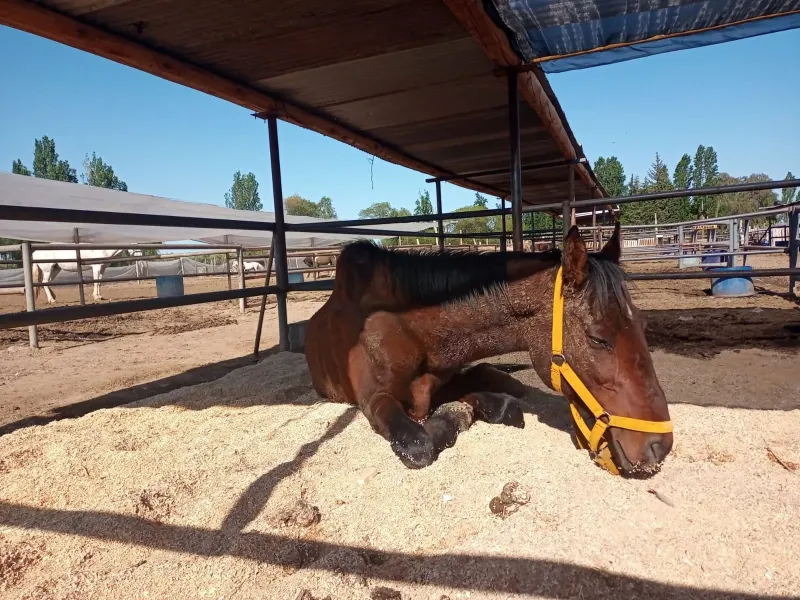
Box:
[341,240,629,311]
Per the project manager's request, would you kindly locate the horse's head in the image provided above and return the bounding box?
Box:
[546,223,672,478]
[303,256,315,268]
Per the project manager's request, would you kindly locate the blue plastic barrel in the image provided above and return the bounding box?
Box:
[288,272,305,284]
[710,266,755,298]
[155,274,185,298]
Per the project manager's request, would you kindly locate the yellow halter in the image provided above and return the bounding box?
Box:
[550,266,673,475]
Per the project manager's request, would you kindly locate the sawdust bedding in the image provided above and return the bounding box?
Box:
[1,352,799,599]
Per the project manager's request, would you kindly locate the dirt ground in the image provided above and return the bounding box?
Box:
[0,253,798,598]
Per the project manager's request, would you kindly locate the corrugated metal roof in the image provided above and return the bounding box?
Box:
[2,0,606,207]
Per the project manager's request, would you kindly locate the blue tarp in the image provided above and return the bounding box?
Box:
[488,0,800,72]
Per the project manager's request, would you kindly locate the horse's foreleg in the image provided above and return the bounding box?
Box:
[41,265,58,303]
[360,391,437,469]
[93,265,106,300]
[430,364,526,428]
[409,371,475,457]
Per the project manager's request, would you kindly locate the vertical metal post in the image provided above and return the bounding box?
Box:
[768,216,773,246]
[789,208,799,297]
[563,163,574,238]
[591,207,597,250]
[268,115,290,351]
[508,71,523,251]
[253,237,276,359]
[727,219,736,268]
[224,235,232,291]
[237,247,246,313]
[529,207,535,251]
[435,181,444,252]
[21,242,38,349]
[551,215,556,247]
[500,197,507,252]
[742,219,751,266]
[73,228,86,306]
[678,225,684,267]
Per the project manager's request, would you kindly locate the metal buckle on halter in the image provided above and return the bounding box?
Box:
[551,353,565,366]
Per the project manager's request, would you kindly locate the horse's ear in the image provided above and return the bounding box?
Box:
[598,220,621,263]
[562,225,588,289]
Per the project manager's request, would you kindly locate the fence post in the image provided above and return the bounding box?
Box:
[562,163,574,238]
[267,115,290,351]
[435,180,444,252]
[508,71,523,251]
[742,219,751,266]
[789,208,799,297]
[727,219,736,268]
[500,197,507,252]
[677,225,684,267]
[21,242,39,349]
[73,228,86,306]
[237,247,246,313]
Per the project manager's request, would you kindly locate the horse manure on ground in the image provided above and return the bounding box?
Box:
[295,590,331,600]
[490,481,530,518]
[370,586,402,600]
[273,498,321,528]
[499,481,530,505]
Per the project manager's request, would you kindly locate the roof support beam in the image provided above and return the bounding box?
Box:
[441,0,602,197]
[0,0,499,197]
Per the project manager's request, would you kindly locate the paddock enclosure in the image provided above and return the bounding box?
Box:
[2,0,800,599]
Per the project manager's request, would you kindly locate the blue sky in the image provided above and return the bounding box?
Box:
[0,25,798,220]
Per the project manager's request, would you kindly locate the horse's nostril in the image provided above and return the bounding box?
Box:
[649,441,666,463]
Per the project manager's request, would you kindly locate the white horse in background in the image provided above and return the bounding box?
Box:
[33,247,136,303]
[229,260,264,273]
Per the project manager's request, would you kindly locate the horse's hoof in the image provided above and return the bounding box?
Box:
[474,393,525,428]
[390,425,436,469]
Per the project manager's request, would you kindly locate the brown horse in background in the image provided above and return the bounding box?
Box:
[304,224,673,476]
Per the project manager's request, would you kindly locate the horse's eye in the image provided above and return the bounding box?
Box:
[588,335,612,350]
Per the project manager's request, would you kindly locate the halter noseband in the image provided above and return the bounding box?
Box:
[550,266,673,475]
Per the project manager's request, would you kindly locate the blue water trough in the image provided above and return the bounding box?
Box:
[155,274,185,298]
[709,266,755,298]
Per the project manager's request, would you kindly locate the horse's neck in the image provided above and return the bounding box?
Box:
[421,266,557,369]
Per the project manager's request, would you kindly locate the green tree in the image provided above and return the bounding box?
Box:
[672,153,693,221]
[317,196,338,219]
[284,194,338,218]
[593,156,626,197]
[82,152,128,191]
[11,159,31,176]
[358,202,411,220]
[474,193,489,208]
[781,171,797,206]
[31,136,77,182]
[692,145,719,218]
[224,171,262,211]
[712,173,778,219]
[414,190,434,215]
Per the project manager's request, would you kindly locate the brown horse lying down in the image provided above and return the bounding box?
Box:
[305,224,673,476]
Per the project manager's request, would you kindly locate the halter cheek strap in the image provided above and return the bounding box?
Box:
[550,266,673,475]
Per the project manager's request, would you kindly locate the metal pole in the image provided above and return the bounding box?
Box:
[742,219,751,266]
[678,225,684,264]
[21,242,38,349]
[591,207,597,250]
[551,215,556,247]
[435,181,444,252]
[789,208,799,297]
[237,247,246,313]
[224,236,232,291]
[563,163,574,238]
[267,115,290,351]
[73,228,86,306]
[768,216,774,246]
[500,197,507,252]
[253,238,276,359]
[508,71,523,251]
[727,219,736,268]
